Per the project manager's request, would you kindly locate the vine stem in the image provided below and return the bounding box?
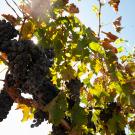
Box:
[98,0,102,39]
[19,17,27,41]
[5,87,71,131]
[0,67,8,74]
[5,0,20,18]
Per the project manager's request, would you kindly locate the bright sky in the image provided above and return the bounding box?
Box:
[0,0,134,135]
[70,0,135,52]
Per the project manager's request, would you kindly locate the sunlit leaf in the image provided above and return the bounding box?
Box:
[16,104,34,122]
[21,21,36,39]
[89,42,105,56]
[117,46,124,53]
[92,5,99,16]
[109,82,123,94]
[114,38,125,45]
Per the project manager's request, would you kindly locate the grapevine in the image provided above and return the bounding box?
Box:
[0,0,135,135]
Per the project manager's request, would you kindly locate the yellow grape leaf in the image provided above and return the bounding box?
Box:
[117,46,124,53]
[51,75,57,85]
[16,104,34,122]
[21,21,35,39]
[94,59,102,73]
[89,42,105,56]
[90,84,103,96]
[120,55,127,63]
[0,60,3,64]
[78,62,88,72]
[88,71,93,78]
[109,82,122,94]
[50,67,59,85]
[92,5,99,16]
[78,72,84,78]
[114,38,125,45]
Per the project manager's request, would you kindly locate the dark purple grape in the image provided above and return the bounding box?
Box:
[0,19,58,126]
[115,130,126,135]
[31,109,48,128]
[51,125,68,135]
[66,78,83,103]
[0,90,14,122]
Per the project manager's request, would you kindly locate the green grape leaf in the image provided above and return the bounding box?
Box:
[48,93,67,125]
[108,114,126,133]
[115,71,125,83]
[129,95,135,107]
[71,103,87,126]
[91,110,100,126]
[117,46,124,53]
[114,38,125,45]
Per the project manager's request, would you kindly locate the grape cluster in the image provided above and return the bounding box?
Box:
[66,78,83,109]
[0,20,59,126]
[51,125,68,135]
[99,102,119,122]
[31,109,48,128]
[87,111,96,131]
[5,74,16,88]
[0,20,18,44]
[115,130,126,135]
[2,40,58,105]
[0,20,58,105]
[0,90,14,122]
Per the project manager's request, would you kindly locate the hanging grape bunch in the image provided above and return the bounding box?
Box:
[0,19,58,123]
